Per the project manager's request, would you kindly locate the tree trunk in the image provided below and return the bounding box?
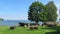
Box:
[35,21,39,25]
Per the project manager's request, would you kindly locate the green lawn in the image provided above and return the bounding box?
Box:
[0,25,60,34]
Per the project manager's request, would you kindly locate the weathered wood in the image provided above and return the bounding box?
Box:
[28,23,38,30]
[30,25,38,30]
[42,22,57,27]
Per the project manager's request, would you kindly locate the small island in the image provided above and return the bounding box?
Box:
[0,18,4,21]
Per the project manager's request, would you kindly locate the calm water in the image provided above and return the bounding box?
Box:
[0,20,42,26]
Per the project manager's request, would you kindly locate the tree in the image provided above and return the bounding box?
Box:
[46,1,58,22]
[28,1,44,24]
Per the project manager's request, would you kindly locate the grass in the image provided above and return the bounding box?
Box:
[0,25,60,34]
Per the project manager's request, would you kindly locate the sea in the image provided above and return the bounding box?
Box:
[0,20,43,26]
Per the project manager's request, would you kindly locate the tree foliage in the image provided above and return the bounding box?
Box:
[46,1,58,22]
[39,6,48,22]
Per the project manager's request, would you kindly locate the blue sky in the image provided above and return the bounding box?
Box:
[0,0,60,20]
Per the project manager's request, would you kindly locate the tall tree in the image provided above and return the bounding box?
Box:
[28,1,44,24]
[46,1,58,22]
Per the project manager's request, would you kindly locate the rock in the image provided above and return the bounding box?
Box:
[10,26,14,30]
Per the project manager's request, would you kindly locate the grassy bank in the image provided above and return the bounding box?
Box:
[0,25,60,34]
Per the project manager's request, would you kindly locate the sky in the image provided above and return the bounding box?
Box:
[0,0,60,20]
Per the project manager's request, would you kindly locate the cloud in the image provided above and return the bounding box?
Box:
[56,3,60,9]
[55,3,60,21]
[56,3,60,14]
[56,3,60,15]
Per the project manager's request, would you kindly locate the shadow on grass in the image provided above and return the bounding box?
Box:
[45,26,60,34]
[46,31,60,34]
[41,26,60,30]
[27,28,39,31]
